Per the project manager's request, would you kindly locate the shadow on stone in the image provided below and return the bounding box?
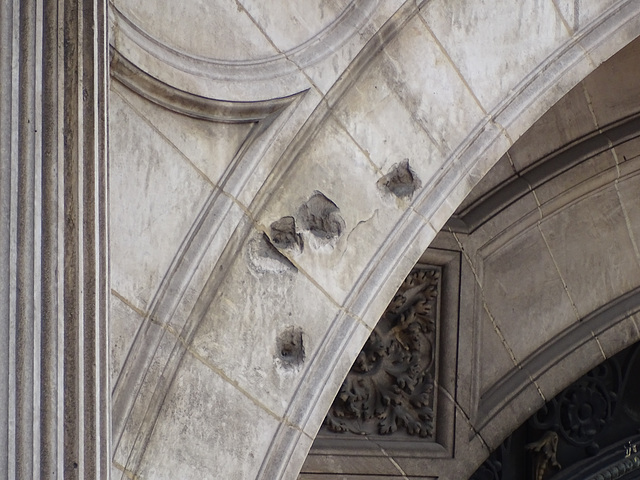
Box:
[246,233,297,274]
[276,327,305,369]
[270,216,303,253]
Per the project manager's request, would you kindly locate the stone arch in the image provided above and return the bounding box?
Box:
[303,29,640,479]
[106,2,640,479]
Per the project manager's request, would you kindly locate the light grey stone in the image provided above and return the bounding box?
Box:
[135,353,281,480]
[554,0,618,32]
[113,0,279,61]
[420,0,569,111]
[238,0,351,53]
[330,52,444,185]
[382,14,486,154]
[190,229,341,418]
[109,87,214,312]
[540,185,640,319]
[111,81,254,188]
[109,293,144,386]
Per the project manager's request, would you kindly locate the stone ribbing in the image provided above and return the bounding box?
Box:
[0,1,109,479]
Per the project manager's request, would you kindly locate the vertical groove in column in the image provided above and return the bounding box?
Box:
[0,1,14,478]
[62,0,109,477]
[0,0,108,478]
[79,0,108,475]
[63,0,80,474]
[81,0,97,474]
[16,0,37,478]
[40,0,60,477]
[96,0,110,475]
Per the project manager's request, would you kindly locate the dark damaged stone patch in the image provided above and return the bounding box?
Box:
[246,233,297,274]
[270,216,303,253]
[276,326,305,369]
[377,159,421,199]
[297,191,345,241]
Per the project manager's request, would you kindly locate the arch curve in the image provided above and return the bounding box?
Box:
[107,1,640,479]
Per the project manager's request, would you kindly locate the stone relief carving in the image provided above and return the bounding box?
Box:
[531,358,621,452]
[324,265,440,438]
[526,431,561,480]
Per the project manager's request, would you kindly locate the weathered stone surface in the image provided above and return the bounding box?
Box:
[102,2,640,480]
[270,216,304,253]
[9,1,640,479]
[377,160,422,199]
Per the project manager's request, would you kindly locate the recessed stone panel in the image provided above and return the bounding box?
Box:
[109,87,213,312]
[480,227,578,362]
[540,185,640,319]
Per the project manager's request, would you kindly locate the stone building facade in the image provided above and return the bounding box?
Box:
[3,1,640,479]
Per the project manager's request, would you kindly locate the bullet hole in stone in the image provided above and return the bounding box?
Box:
[378,159,421,199]
[270,216,303,253]
[297,191,345,242]
[277,327,305,369]
[246,233,297,275]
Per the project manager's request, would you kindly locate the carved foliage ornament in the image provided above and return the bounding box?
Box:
[325,266,440,438]
[531,359,622,452]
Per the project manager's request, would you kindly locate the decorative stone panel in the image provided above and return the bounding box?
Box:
[304,248,461,475]
[324,264,440,439]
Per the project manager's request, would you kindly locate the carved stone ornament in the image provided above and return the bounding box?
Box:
[531,358,622,453]
[527,431,561,480]
[324,265,440,438]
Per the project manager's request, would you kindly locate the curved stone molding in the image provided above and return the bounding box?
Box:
[477,287,640,433]
[110,49,301,122]
[448,112,640,233]
[108,0,387,100]
[110,1,378,72]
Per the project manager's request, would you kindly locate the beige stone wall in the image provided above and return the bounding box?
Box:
[107,1,640,479]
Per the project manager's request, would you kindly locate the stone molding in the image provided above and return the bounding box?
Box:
[107,0,399,100]
[110,50,300,123]
[447,113,640,233]
[0,0,109,478]
[109,57,307,479]
[477,287,640,432]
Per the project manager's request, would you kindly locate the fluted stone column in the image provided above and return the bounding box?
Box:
[0,0,109,478]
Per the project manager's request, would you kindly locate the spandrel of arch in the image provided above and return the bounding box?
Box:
[303,33,640,480]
